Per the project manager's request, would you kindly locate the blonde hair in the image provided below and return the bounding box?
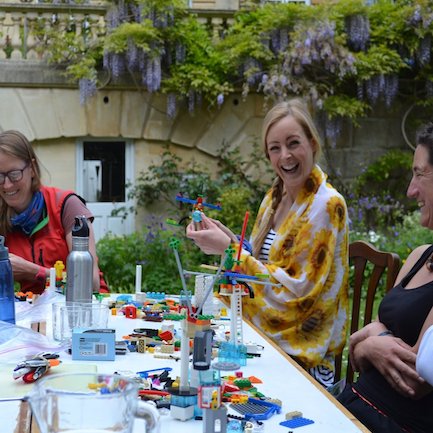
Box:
[252,99,322,258]
[0,130,42,234]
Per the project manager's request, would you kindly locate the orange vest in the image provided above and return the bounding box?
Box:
[6,186,108,294]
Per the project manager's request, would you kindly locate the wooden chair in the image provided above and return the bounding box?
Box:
[334,240,401,383]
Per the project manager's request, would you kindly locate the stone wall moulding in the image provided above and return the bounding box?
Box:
[196,95,260,156]
[0,87,259,160]
[0,88,36,140]
[170,108,213,150]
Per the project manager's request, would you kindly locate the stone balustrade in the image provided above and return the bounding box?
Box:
[0,1,245,62]
[0,2,107,60]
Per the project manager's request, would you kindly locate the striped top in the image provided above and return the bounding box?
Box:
[258,228,276,262]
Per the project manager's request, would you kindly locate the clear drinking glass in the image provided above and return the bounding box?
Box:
[52,301,109,342]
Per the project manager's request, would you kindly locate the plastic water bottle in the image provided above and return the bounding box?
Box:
[0,235,16,324]
[66,216,93,303]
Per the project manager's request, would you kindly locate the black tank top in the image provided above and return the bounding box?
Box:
[354,245,433,433]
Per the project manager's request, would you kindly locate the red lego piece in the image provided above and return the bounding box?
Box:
[159,330,173,341]
[124,305,137,319]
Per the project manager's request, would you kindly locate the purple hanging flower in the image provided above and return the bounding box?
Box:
[167,93,177,118]
[384,75,399,107]
[126,38,138,70]
[418,35,431,66]
[217,94,224,107]
[346,15,370,51]
[79,78,97,105]
[188,89,195,113]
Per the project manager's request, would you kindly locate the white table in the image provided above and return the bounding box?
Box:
[2,304,369,433]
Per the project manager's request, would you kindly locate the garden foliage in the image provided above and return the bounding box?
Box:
[113,142,273,233]
[97,145,432,295]
[34,0,433,139]
[97,215,210,293]
[98,142,273,291]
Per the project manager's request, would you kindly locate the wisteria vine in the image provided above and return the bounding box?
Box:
[41,0,433,122]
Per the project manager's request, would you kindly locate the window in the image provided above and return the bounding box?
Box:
[82,141,125,203]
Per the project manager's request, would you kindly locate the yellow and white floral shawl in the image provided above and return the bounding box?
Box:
[239,165,349,370]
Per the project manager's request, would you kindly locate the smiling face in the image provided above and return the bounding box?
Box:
[265,115,316,199]
[0,151,34,213]
[407,144,433,229]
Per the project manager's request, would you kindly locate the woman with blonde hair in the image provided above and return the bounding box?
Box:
[0,130,108,294]
[187,98,349,387]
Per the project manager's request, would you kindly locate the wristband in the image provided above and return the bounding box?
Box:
[378,330,393,336]
[35,267,47,284]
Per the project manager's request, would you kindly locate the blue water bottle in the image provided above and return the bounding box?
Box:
[0,235,15,324]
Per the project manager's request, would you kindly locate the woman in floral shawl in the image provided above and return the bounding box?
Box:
[187,99,349,387]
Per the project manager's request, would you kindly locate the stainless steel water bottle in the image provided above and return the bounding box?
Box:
[0,235,16,324]
[66,216,93,303]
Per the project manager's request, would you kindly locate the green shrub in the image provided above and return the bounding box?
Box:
[346,150,414,233]
[97,215,213,293]
[114,142,272,233]
[349,211,433,302]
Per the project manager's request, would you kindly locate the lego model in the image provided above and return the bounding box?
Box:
[175,194,222,230]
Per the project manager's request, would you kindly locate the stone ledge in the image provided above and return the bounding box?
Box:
[0,61,72,87]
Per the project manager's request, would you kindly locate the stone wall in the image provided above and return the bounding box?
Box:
[0,85,412,183]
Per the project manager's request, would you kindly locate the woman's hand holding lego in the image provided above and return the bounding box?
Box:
[207,217,238,243]
[186,214,232,255]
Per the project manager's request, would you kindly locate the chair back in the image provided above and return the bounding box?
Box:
[334,240,401,383]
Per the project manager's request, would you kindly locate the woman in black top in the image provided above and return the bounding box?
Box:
[338,123,433,433]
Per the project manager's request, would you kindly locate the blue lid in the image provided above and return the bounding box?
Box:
[0,235,9,260]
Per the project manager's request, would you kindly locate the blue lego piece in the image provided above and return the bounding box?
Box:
[145,291,166,300]
[116,294,134,303]
[136,367,172,379]
[230,397,281,421]
[192,210,203,223]
[280,417,314,428]
[223,271,259,281]
[175,196,222,210]
[218,342,247,366]
[171,393,197,408]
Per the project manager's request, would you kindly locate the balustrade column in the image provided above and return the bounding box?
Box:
[74,13,84,37]
[56,12,70,35]
[88,13,105,42]
[10,12,23,60]
[0,11,7,59]
[210,17,223,42]
[40,12,53,60]
[24,12,39,59]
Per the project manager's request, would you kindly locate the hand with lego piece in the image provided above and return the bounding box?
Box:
[186,214,231,255]
[191,210,204,231]
[206,217,238,243]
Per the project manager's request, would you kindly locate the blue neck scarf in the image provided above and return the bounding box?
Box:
[11,191,45,235]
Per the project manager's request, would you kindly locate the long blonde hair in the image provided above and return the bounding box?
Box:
[252,99,322,258]
[0,130,42,234]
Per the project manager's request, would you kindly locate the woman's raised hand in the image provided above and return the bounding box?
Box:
[186,214,232,255]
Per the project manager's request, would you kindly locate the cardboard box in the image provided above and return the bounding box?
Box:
[72,328,116,361]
